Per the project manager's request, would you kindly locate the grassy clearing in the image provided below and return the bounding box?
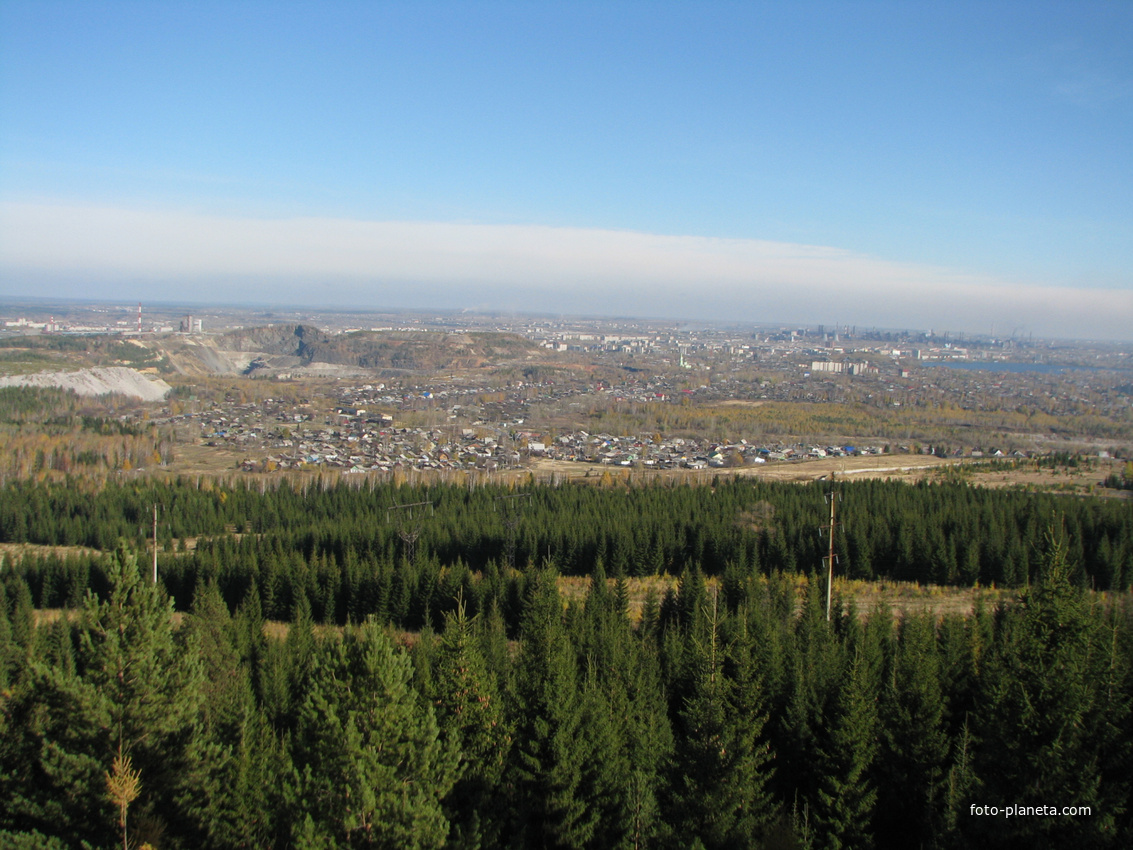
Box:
[0,542,101,565]
[29,577,1021,639]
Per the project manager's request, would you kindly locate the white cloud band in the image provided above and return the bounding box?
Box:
[2,201,1130,340]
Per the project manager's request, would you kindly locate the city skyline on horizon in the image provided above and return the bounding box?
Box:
[0,293,1111,346]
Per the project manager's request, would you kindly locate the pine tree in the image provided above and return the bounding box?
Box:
[78,542,205,844]
[0,647,112,845]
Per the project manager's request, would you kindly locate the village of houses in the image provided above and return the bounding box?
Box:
[130,315,1133,476]
[8,302,1123,474]
[197,400,886,476]
[174,372,1034,478]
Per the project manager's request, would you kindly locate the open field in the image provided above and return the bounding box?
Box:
[0,542,101,563]
[527,453,961,483]
[528,452,1132,494]
[556,573,1018,623]
[25,578,1038,636]
[162,441,257,476]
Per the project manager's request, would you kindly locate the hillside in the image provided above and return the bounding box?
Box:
[0,366,171,401]
[159,325,547,376]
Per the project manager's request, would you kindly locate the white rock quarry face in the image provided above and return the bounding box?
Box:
[0,366,172,401]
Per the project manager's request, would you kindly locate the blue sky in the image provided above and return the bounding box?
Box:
[2,1,1131,339]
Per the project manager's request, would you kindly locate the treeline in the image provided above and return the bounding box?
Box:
[1,535,1130,848]
[2,478,1131,617]
[0,429,175,481]
[0,387,174,479]
[1106,461,1133,492]
[581,393,1133,447]
[0,387,83,421]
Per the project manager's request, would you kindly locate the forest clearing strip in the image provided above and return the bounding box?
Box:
[31,577,1019,634]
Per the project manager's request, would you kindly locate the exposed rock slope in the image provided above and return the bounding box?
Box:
[0,366,172,401]
[158,325,546,376]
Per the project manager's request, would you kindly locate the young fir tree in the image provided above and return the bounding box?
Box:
[970,527,1129,847]
[874,613,950,848]
[6,579,34,653]
[576,565,673,849]
[0,543,203,847]
[813,645,880,850]
[432,598,510,849]
[604,637,673,850]
[180,694,290,849]
[666,591,779,849]
[290,619,457,849]
[505,567,602,849]
[175,580,290,847]
[0,582,15,690]
[775,572,842,830]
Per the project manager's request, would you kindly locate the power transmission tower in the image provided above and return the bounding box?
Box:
[386,501,433,564]
[496,492,531,569]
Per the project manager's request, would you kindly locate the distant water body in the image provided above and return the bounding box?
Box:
[923,361,1086,375]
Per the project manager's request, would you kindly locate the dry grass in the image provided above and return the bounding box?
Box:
[557,573,679,622]
[159,442,250,476]
[527,454,1133,499]
[558,573,1014,623]
[0,542,101,564]
[833,577,1013,620]
[527,453,963,485]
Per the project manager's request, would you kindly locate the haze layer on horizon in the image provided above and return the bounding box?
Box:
[3,201,1131,341]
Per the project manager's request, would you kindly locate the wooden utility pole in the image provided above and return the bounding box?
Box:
[821,474,839,621]
[152,503,159,584]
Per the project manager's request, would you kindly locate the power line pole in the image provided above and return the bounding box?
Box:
[152,503,159,584]
[820,473,840,622]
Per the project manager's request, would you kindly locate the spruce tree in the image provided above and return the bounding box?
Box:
[971,527,1127,847]
[0,543,203,847]
[813,646,879,850]
[433,599,510,849]
[291,619,457,848]
[666,592,778,849]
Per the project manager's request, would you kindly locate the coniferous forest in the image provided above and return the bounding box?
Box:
[1,475,1131,848]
